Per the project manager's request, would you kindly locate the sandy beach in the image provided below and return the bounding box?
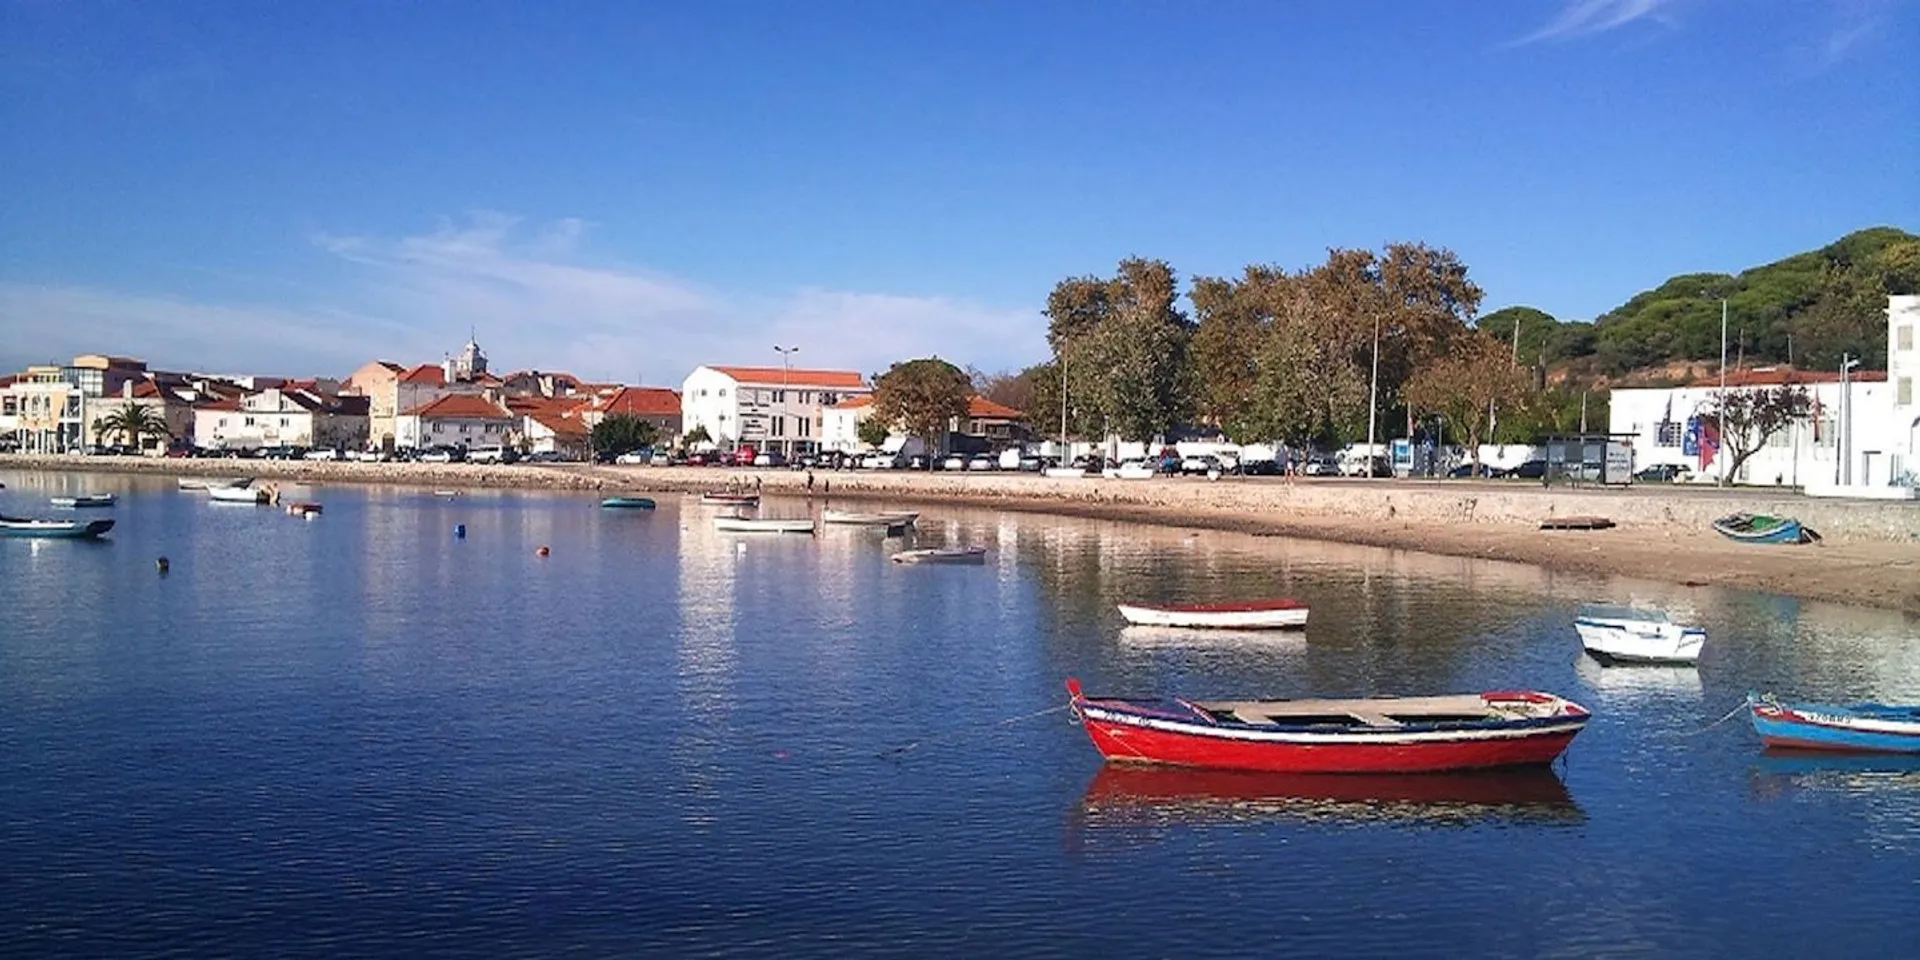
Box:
[6,454,1918,614]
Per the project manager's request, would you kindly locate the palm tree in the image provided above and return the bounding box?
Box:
[98,403,172,453]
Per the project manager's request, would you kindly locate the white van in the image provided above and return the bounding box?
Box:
[468,445,510,464]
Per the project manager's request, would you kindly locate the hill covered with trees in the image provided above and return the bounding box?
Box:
[1485,226,1920,378]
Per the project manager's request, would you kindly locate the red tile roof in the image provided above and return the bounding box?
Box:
[831,395,875,409]
[131,381,163,399]
[399,364,446,386]
[595,386,682,417]
[1683,368,1888,388]
[528,410,588,438]
[404,394,512,419]
[196,398,242,412]
[710,366,865,389]
[967,396,1025,419]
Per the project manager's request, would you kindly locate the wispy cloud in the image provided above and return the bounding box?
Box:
[1811,0,1892,67]
[0,214,1045,384]
[1508,0,1675,46]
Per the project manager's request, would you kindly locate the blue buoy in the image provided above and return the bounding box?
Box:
[454,523,466,539]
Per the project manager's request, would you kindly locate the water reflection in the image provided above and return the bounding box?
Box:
[1573,653,1704,702]
[1115,625,1310,651]
[1747,751,1920,800]
[1075,763,1584,832]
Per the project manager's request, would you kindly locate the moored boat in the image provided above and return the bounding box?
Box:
[600,496,657,509]
[822,508,919,526]
[208,485,270,504]
[178,477,249,491]
[285,502,323,517]
[1712,512,1812,544]
[1747,694,1920,754]
[1116,599,1309,630]
[50,494,116,508]
[1573,604,1705,664]
[0,515,115,539]
[891,546,987,564]
[1066,678,1590,774]
[713,516,814,534]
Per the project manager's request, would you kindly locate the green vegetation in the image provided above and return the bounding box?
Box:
[871,357,972,456]
[855,415,891,448]
[96,403,172,451]
[590,414,657,456]
[1487,227,1919,376]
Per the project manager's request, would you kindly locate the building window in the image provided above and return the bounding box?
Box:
[1655,421,1684,447]
[718,389,727,397]
[772,390,785,403]
[1900,326,1914,351]
[1900,377,1913,407]
[244,416,255,426]
[772,416,785,437]
[280,417,289,427]
[1813,417,1836,447]
[797,417,809,438]
[460,424,470,434]
[821,392,838,406]
[219,417,229,427]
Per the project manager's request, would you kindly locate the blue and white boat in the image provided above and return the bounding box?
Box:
[50,493,116,508]
[1748,694,1920,753]
[1711,513,1810,544]
[1574,604,1705,664]
[600,496,656,509]
[0,514,116,539]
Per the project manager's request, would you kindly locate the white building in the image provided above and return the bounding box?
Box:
[395,394,515,451]
[193,387,371,451]
[822,394,1029,454]
[680,365,868,456]
[1610,295,1918,492]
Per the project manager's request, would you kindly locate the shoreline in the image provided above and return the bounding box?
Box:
[6,454,1918,614]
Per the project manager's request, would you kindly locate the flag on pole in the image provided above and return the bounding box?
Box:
[1699,419,1720,470]
[1811,390,1823,442]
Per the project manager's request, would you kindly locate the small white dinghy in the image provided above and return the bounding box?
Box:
[1574,604,1704,665]
[892,547,987,564]
[821,509,919,527]
[208,485,270,504]
[178,477,249,491]
[50,494,117,508]
[713,516,815,534]
[1116,599,1310,630]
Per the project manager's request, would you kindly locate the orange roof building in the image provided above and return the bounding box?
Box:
[682,363,870,455]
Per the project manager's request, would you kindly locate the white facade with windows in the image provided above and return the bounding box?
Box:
[680,365,868,455]
[1610,295,1919,491]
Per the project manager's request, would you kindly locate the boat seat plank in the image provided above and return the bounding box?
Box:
[1346,711,1404,728]
[1197,696,1490,717]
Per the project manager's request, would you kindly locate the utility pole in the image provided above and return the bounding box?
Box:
[774,344,799,458]
[1365,314,1380,477]
[1718,298,1728,487]
[1840,353,1860,485]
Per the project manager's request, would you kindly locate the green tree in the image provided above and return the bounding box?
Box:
[1044,257,1194,443]
[591,414,657,456]
[1695,385,1812,484]
[856,415,891,448]
[1405,332,1530,475]
[683,424,712,448]
[871,358,972,459]
[97,403,171,452]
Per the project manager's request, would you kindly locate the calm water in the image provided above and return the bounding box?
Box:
[3,470,1919,958]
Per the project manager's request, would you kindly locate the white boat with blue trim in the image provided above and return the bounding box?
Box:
[1574,604,1704,665]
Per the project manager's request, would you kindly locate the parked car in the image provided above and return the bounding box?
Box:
[967,454,995,471]
[1017,454,1049,472]
[1634,463,1692,483]
[613,449,653,465]
[940,454,967,471]
[1341,455,1392,478]
[753,451,788,468]
[1240,458,1281,476]
[1447,462,1506,478]
[860,452,896,469]
[732,446,759,467]
[303,448,341,461]
[1180,454,1223,475]
[1301,455,1342,476]
[468,445,514,464]
[418,446,464,464]
[1509,459,1548,480]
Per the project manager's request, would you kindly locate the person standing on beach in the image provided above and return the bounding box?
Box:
[806,470,815,493]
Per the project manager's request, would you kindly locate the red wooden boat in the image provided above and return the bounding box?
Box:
[1116,598,1308,629]
[1065,678,1589,774]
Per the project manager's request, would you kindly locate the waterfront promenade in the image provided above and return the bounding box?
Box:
[7,454,1918,613]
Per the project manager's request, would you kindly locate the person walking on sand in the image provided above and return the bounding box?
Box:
[806,470,815,493]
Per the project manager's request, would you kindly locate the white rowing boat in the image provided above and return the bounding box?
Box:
[892,546,987,564]
[713,516,815,534]
[209,485,270,504]
[1115,599,1310,630]
[821,509,919,527]
[1573,604,1705,665]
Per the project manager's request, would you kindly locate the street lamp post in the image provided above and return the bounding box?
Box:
[1365,314,1380,478]
[1839,353,1860,485]
[773,345,799,458]
[1717,298,1728,487]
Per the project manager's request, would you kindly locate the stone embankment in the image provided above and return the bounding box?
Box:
[7,454,1919,612]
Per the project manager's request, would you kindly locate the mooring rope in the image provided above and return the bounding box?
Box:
[1670,700,1751,738]
[877,704,1070,758]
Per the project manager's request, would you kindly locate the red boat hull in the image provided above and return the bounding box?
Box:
[1078,715,1579,773]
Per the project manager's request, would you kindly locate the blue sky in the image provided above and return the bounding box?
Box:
[1,0,1914,383]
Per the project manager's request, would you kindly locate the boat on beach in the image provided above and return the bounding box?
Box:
[1116,599,1309,630]
[208,485,270,504]
[700,492,760,507]
[713,516,814,534]
[891,546,987,564]
[1747,694,1920,754]
[0,515,116,539]
[1712,512,1813,544]
[1574,604,1705,664]
[822,508,919,526]
[600,496,657,509]
[50,494,115,508]
[1065,678,1590,774]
